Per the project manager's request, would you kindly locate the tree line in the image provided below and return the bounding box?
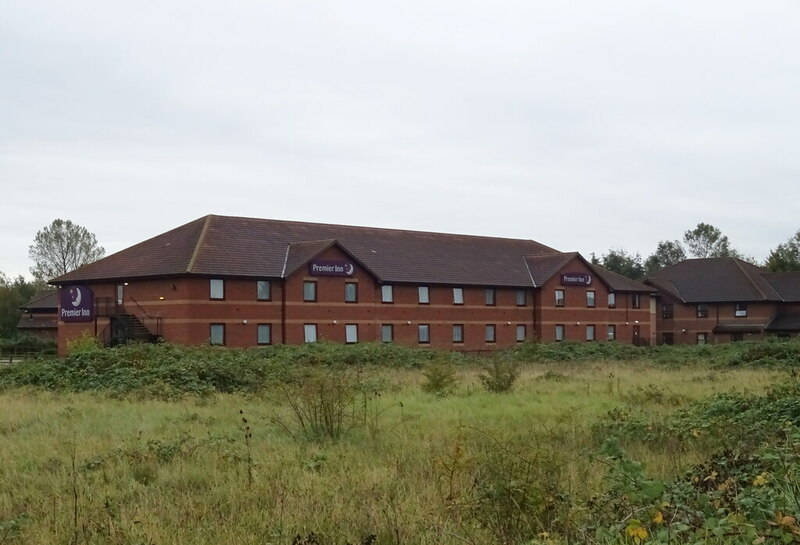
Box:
[592,223,800,281]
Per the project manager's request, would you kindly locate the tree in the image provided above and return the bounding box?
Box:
[765,229,800,272]
[683,223,739,259]
[0,273,42,338]
[644,240,686,276]
[592,248,645,280]
[28,219,105,281]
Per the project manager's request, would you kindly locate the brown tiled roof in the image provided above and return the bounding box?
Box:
[19,290,58,311]
[588,264,656,293]
[763,272,800,302]
[524,253,578,287]
[766,313,800,332]
[17,315,57,330]
[645,257,782,303]
[53,215,559,287]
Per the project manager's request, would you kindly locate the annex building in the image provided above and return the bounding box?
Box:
[51,215,657,355]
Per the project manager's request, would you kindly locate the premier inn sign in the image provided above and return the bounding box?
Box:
[560,273,592,286]
[309,260,356,277]
[60,285,94,322]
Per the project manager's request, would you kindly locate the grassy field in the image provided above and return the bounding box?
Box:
[2,345,799,545]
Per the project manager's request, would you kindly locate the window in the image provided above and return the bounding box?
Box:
[418,286,429,304]
[516,289,526,306]
[662,304,674,319]
[516,325,526,342]
[632,293,641,309]
[697,332,708,345]
[257,280,271,301]
[555,324,565,342]
[452,287,464,305]
[485,288,496,306]
[608,293,616,309]
[586,291,596,308]
[607,325,616,341]
[697,304,709,318]
[303,324,317,343]
[735,303,747,317]
[345,282,358,303]
[303,281,317,302]
[662,332,674,345]
[210,324,225,345]
[257,324,271,345]
[586,325,595,341]
[116,284,124,305]
[381,324,393,343]
[485,324,496,343]
[345,324,358,344]
[452,324,464,343]
[210,279,224,300]
[381,285,393,303]
[555,289,565,307]
[418,324,430,344]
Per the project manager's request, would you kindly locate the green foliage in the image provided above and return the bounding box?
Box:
[28,219,105,281]
[0,274,42,339]
[591,248,645,280]
[421,360,460,396]
[65,331,101,354]
[683,222,740,259]
[478,358,520,393]
[766,229,800,272]
[644,239,687,276]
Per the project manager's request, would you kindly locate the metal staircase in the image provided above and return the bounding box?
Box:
[97,297,163,347]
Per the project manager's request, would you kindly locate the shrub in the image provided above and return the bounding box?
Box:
[478,358,520,393]
[421,360,459,396]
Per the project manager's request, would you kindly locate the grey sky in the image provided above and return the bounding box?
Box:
[2,1,799,280]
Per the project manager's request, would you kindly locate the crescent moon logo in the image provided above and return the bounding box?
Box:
[345,264,354,275]
[71,287,82,307]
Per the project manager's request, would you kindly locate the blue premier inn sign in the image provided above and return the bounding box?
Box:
[60,285,94,322]
[560,272,592,286]
[309,260,356,277]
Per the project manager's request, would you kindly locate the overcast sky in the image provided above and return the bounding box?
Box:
[2,1,799,280]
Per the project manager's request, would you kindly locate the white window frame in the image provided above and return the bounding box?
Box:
[303,281,317,302]
[607,325,616,341]
[381,285,394,303]
[257,280,271,301]
[210,323,225,345]
[516,325,526,342]
[452,324,464,343]
[345,324,358,344]
[303,324,318,343]
[345,282,358,303]
[485,288,496,306]
[418,324,430,343]
[452,287,464,305]
[555,289,565,307]
[210,279,224,300]
[586,325,596,341]
[485,324,496,343]
[257,324,271,345]
[586,290,596,308]
[555,324,565,342]
[516,289,526,306]
[418,286,429,304]
[608,293,616,308]
[381,324,393,343]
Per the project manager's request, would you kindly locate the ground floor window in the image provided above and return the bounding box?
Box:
[381,324,393,343]
[662,332,674,345]
[452,324,464,343]
[697,332,708,345]
[555,324,565,342]
[586,325,595,341]
[210,324,225,345]
[485,324,496,343]
[257,324,271,345]
[516,325,526,342]
[304,324,317,343]
[418,324,430,344]
[607,325,616,341]
[345,324,358,344]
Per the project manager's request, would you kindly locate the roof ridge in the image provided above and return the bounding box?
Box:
[732,257,771,301]
[186,215,213,273]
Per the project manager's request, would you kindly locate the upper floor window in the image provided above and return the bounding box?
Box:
[516,290,526,306]
[257,280,271,301]
[381,285,393,303]
[735,303,747,317]
[555,289,565,307]
[452,287,464,305]
[608,293,616,309]
[697,304,709,318]
[662,303,674,319]
[345,282,358,303]
[418,286,430,304]
[586,291,596,308]
[632,293,641,309]
[485,288,496,306]
[210,279,224,300]
[303,281,317,302]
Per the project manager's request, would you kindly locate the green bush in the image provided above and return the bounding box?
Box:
[421,360,460,397]
[478,358,520,393]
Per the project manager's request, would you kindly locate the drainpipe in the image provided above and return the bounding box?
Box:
[281,278,287,345]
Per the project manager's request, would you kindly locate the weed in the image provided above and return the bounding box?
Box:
[421,360,459,396]
[478,358,520,393]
